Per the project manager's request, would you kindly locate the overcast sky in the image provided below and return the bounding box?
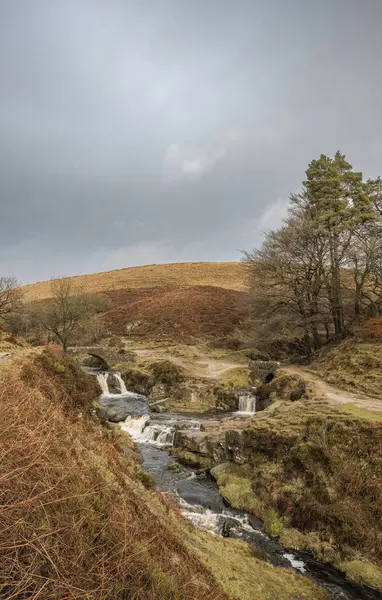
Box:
[1,0,382,283]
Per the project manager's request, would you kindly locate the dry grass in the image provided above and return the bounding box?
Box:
[103,285,249,342]
[22,262,248,301]
[310,338,382,399]
[0,348,230,599]
[218,367,251,388]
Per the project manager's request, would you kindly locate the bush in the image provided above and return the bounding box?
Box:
[150,360,186,386]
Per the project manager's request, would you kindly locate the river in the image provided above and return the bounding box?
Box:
[96,371,381,600]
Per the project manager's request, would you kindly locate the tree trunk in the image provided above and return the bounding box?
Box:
[310,324,321,350]
[329,231,345,335]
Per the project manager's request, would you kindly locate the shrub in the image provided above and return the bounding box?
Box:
[150,360,186,386]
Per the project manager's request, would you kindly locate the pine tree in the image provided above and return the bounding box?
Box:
[304,152,374,335]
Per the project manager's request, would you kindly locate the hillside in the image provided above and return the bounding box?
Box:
[22,261,248,301]
[0,345,327,600]
[105,285,249,341]
[22,262,250,344]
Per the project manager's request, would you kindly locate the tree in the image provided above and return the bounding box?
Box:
[244,200,330,356]
[0,277,23,320]
[304,152,374,335]
[33,278,105,352]
[244,151,382,358]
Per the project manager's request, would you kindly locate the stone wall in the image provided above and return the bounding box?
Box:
[249,360,280,383]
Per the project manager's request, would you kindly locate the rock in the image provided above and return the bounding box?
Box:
[255,383,273,411]
[149,383,167,402]
[92,403,109,425]
[150,404,167,413]
[290,380,307,401]
[174,430,209,455]
[103,406,131,422]
[210,462,231,479]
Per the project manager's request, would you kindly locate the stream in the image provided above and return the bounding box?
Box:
[96,370,381,600]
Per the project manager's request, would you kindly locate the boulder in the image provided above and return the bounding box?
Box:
[210,462,231,479]
[174,430,209,455]
[290,380,307,401]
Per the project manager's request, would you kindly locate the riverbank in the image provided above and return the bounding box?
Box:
[0,345,328,600]
[172,398,382,592]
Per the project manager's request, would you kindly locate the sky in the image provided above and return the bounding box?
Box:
[1,0,382,284]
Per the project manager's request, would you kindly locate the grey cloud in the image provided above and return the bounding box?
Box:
[0,0,382,283]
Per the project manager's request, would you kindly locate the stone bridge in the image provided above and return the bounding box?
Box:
[68,346,134,370]
[249,360,280,383]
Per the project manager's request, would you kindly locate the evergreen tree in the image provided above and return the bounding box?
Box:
[304,152,374,335]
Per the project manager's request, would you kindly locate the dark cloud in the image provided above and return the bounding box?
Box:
[0,0,381,282]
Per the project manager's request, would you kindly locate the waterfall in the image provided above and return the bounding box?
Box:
[114,372,128,395]
[238,392,256,413]
[121,415,150,436]
[141,424,175,446]
[97,372,110,395]
[120,416,175,446]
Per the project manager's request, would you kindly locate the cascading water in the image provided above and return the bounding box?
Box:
[121,415,150,436]
[114,372,128,395]
[141,424,175,446]
[238,392,256,413]
[120,415,175,446]
[97,372,110,395]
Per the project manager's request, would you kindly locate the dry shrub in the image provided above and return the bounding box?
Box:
[0,349,228,599]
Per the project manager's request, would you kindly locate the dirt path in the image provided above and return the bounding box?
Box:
[133,347,240,379]
[283,365,382,412]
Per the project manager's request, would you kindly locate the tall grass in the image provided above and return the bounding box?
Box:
[0,348,228,599]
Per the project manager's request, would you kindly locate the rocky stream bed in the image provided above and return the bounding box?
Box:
[94,369,382,600]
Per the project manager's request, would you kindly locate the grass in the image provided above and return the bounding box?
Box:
[22,261,248,301]
[311,338,382,399]
[340,403,382,422]
[211,465,262,515]
[0,344,334,600]
[218,367,251,388]
[190,529,329,600]
[338,559,382,590]
[0,347,231,600]
[207,400,382,590]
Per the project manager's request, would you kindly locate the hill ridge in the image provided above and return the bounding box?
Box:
[22,261,248,301]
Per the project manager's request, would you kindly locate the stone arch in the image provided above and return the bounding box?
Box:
[84,353,110,370]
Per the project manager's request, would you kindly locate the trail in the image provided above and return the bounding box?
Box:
[133,346,240,379]
[283,365,382,412]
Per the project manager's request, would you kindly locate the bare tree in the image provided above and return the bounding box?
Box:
[33,278,104,352]
[244,204,330,356]
[0,277,23,320]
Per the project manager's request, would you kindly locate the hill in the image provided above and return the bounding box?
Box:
[22,261,248,301]
[22,262,250,344]
[105,285,249,342]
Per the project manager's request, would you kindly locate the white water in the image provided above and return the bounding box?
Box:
[179,498,258,536]
[283,553,306,574]
[97,372,110,395]
[238,392,256,413]
[121,415,150,436]
[114,372,128,395]
[141,424,175,446]
[120,415,175,446]
[97,371,138,398]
